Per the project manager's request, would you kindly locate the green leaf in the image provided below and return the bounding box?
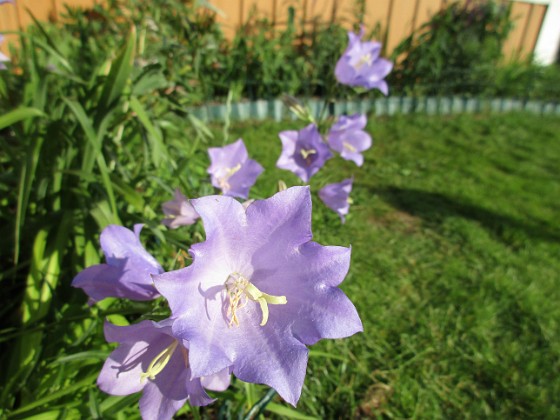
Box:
[6,373,98,417]
[63,98,119,223]
[97,26,136,119]
[0,107,44,130]
[265,402,319,420]
[52,351,109,365]
[110,175,145,210]
[129,96,170,167]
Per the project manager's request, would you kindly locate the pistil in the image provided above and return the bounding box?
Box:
[217,163,242,191]
[225,273,287,327]
[140,340,179,382]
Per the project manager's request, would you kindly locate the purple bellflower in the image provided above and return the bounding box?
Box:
[327,114,372,166]
[319,178,354,223]
[153,187,363,405]
[335,27,393,94]
[72,224,163,302]
[162,188,199,229]
[0,35,10,70]
[207,139,264,199]
[98,319,231,420]
[276,123,333,183]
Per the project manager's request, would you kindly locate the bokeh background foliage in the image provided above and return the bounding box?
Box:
[1,0,559,418]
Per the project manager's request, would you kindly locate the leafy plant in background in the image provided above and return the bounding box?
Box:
[390,0,513,96]
[0,6,216,415]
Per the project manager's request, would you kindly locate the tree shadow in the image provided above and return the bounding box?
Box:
[375,187,560,246]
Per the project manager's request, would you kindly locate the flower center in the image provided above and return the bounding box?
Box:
[217,163,242,192]
[140,340,178,382]
[225,273,287,327]
[342,141,357,152]
[299,148,317,166]
[353,53,372,70]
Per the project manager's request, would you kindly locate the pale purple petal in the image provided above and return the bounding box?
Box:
[335,29,392,94]
[328,114,372,166]
[319,178,353,222]
[98,321,171,396]
[99,320,213,420]
[154,186,362,406]
[207,139,264,199]
[162,189,199,229]
[72,225,163,302]
[201,367,232,392]
[276,124,332,183]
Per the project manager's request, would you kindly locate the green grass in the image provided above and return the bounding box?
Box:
[2,112,559,419]
[224,113,560,418]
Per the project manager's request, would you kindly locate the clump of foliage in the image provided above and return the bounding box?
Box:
[390,0,513,95]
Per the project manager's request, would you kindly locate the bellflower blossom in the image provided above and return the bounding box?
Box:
[207,139,264,199]
[319,178,353,223]
[153,187,362,405]
[327,114,372,166]
[276,123,333,183]
[98,319,231,420]
[72,224,163,302]
[162,188,199,229]
[335,27,393,94]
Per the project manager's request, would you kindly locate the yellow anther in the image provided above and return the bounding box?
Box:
[347,197,354,204]
[218,163,242,191]
[353,53,372,70]
[140,341,178,382]
[343,141,357,153]
[225,273,287,327]
[278,180,288,192]
[300,149,317,160]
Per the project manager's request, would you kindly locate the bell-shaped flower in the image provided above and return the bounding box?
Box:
[98,319,231,420]
[207,139,264,199]
[0,35,10,70]
[319,178,353,223]
[153,187,362,406]
[327,114,372,166]
[72,224,163,302]
[276,124,333,183]
[162,189,199,229]
[335,27,393,94]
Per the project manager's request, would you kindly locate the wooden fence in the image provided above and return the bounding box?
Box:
[0,0,556,63]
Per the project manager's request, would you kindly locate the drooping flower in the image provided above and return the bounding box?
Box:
[162,188,199,229]
[0,35,10,70]
[335,26,393,94]
[72,224,163,302]
[319,178,353,223]
[153,187,362,405]
[327,114,372,166]
[276,124,333,183]
[98,319,230,420]
[207,139,264,199]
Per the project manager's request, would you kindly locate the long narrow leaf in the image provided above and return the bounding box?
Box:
[129,96,170,167]
[96,26,136,121]
[64,98,119,222]
[0,107,44,130]
[6,373,98,417]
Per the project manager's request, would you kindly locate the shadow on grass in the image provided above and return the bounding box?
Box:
[376,187,560,245]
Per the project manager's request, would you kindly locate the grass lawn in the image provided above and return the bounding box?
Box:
[2,112,559,419]
[225,112,560,418]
